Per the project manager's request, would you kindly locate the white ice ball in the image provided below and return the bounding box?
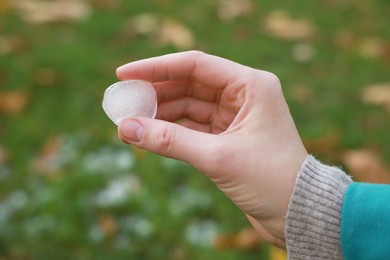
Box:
[102,80,157,125]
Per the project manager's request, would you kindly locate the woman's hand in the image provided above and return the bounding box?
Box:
[116,51,307,248]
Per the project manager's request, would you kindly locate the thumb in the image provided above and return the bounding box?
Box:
[118,117,216,167]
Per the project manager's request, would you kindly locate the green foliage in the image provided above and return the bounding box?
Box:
[0,0,389,259]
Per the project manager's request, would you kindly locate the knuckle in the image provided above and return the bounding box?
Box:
[155,125,176,153]
[252,70,283,97]
[264,72,281,88]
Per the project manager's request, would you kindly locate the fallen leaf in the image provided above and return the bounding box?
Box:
[31,135,63,175]
[0,35,29,55]
[214,228,262,251]
[127,13,160,37]
[384,43,390,63]
[0,90,29,116]
[361,83,390,112]
[99,214,118,237]
[124,14,195,51]
[156,19,195,50]
[334,29,357,51]
[12,0,91,25]
[34,68,60,87]
[0,146,9,164]
[0,0,11,15]
[357,37,386,59]
[269,245,287,260]
[216,0,253,21]
[262,11,315,41]
[304,131,341,156]
[342,149,390,184]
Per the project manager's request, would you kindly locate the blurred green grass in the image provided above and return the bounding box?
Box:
[0,0,389,259]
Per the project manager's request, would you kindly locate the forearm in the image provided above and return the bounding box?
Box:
[285,155,352,259]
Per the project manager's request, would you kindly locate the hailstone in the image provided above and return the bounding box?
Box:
[102,80,157,125]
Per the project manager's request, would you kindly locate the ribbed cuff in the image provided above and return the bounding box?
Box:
[285,155,352,259]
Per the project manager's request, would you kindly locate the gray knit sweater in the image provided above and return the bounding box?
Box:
[285,155,353,259]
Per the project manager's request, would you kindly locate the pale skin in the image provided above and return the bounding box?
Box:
[116,51,308,249]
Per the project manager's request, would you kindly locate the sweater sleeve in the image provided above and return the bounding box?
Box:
[285,155,352,259]
[341,182,390,260]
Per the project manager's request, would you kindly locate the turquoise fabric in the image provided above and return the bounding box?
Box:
[340,182,390,260]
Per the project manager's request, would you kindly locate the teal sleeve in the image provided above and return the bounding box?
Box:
[341,182,390,259]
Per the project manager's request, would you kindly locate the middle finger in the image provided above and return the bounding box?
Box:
[153,80,222,103]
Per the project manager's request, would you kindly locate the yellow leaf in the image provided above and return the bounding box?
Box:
[358,38,385,59]
[269,245,287,260]
[0,90,29,116]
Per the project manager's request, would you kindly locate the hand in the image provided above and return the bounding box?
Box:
[116,51,307,248]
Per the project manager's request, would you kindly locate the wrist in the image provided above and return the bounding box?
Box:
[285,155,352,259]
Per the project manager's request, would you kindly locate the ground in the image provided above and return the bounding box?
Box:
[0,0,389,259]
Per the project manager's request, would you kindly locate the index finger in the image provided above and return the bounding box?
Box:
[116,51,251,89]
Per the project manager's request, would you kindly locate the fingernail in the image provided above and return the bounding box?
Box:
[120,119,144,142]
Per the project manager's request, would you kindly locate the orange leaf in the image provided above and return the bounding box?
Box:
[0,0,11,14]
[0,90,29,116]
[99,214,118,237]
[214,228,263,251]
[304,131,341,156]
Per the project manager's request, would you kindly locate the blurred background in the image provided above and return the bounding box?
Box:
[0,0,389,259]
